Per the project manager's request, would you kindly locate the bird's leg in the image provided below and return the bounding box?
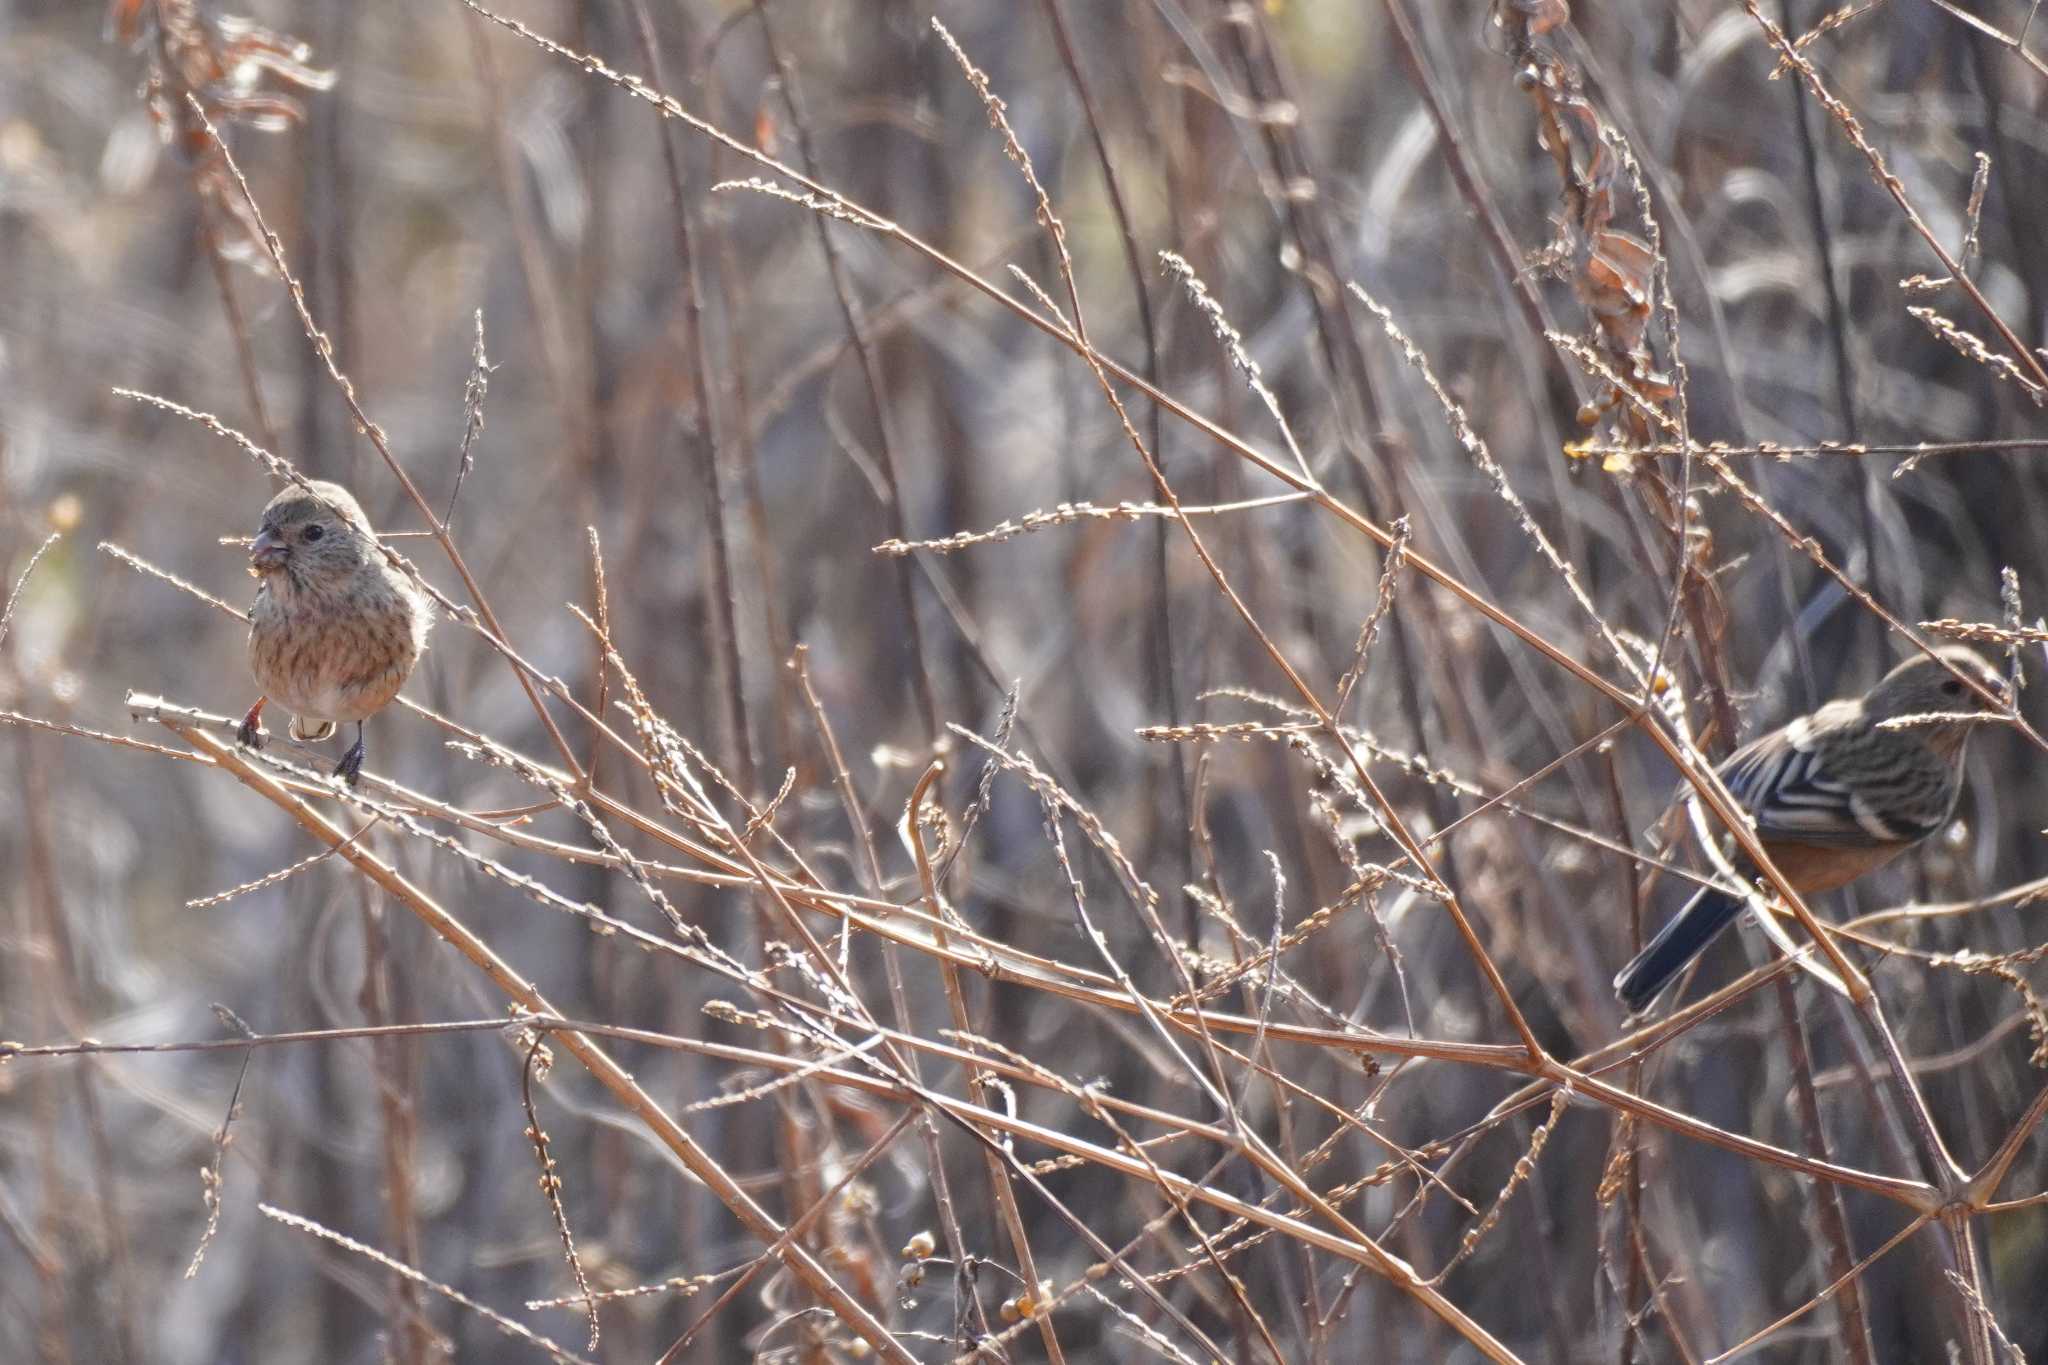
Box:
[237,697,268,748]
[333,721,367,786]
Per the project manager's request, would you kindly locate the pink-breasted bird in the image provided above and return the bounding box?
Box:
[235,480,428,785]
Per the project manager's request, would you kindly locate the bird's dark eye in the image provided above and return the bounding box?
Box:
[303,524,325,542]
[1941,678,1965,696]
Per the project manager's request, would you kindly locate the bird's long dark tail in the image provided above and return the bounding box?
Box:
[1614,887,1744,1013]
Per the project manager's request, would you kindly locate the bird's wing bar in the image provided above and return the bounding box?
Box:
[1838,792,1941,843]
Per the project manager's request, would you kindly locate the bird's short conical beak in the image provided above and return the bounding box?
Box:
[250,528,288,571]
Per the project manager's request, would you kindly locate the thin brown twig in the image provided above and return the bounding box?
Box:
[151,714,915,1364]
[1743,1,2048,393]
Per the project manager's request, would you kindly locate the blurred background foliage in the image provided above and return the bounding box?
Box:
[5,0,2048,1361]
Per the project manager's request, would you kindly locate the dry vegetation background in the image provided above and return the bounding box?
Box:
[7,0,2048,1361]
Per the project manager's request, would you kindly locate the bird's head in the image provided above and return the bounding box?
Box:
[1863,644,2012,754]
[249,480,376,586]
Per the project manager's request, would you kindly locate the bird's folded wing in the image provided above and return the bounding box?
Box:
[1717,723,1938,847]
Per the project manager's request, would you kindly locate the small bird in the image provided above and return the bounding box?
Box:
[235,479,429,785]
[1616,644,2009,1012]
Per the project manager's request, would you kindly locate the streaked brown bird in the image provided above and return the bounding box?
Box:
[1616,644,2010,1012]
[235,480,429,785]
